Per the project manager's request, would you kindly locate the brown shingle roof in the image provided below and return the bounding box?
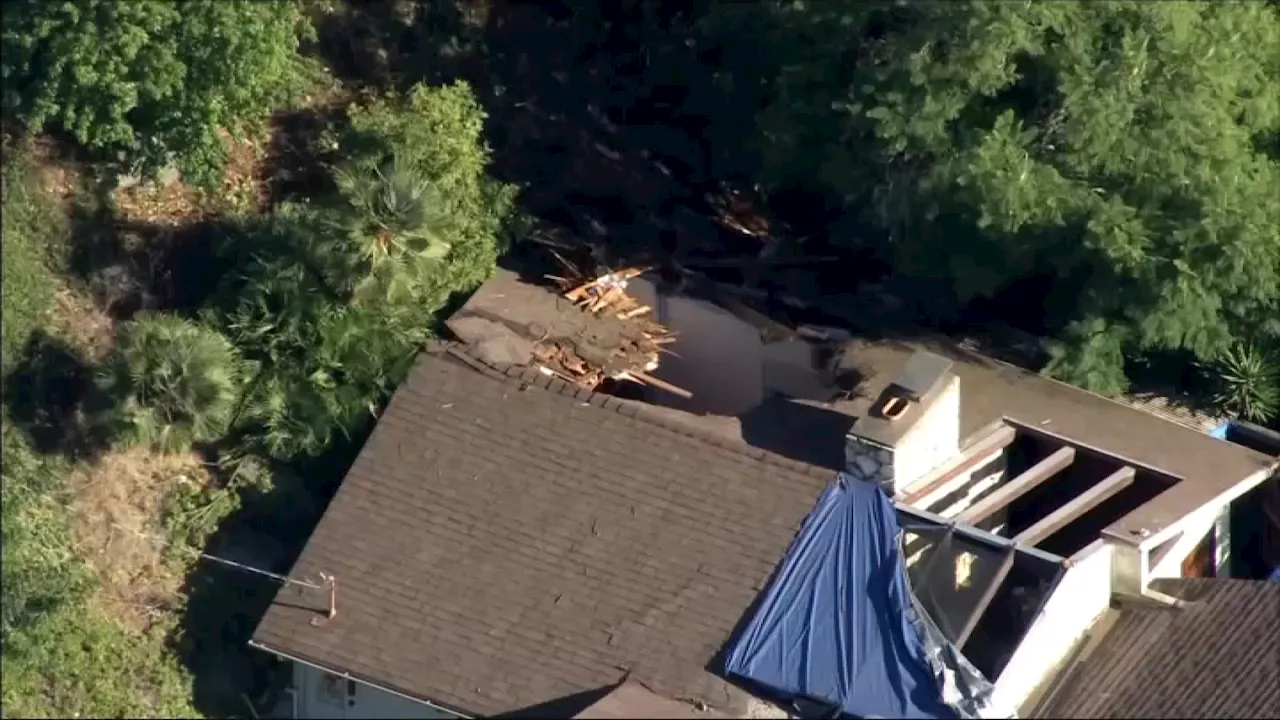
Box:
[573,681,728,719]
[1034,578,1280,719]
[251,345,834,716]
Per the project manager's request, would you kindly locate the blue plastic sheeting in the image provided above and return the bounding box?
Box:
[723,475,967,719]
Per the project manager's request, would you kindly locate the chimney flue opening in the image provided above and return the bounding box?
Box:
[880,395,912,421]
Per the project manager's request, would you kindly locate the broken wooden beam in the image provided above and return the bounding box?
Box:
[622,370,693,399]
[1012,466,1136,547]
[618,305,651,320]
[954,445,1077,525]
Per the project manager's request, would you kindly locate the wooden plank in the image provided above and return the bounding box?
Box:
[1013,466,1136,547]
[956,547,1017,648]
[899,424,1018,506]
[955,446,1077,525]
[624,371,693,399]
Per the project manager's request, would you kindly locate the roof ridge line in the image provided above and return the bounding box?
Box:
[426,341,834,480]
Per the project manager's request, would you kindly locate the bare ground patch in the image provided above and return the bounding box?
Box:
[111,129,271,226]
[51,282,116,364]
[23,133,85,204]
[69,447,212,633]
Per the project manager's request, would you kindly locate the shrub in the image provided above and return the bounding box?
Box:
[1209,343,1280,424]
[1,417,198,718]
[2,0,311,187]
[96,314,244,453]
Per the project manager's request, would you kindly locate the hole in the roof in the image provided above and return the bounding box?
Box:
[998,426,1180,557]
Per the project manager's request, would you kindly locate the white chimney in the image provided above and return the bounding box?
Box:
[845,351,961,496]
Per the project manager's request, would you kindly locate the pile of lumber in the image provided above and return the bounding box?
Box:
[542,260,690,398]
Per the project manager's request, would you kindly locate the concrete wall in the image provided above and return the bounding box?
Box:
[291,663,462,720]
[890,377,961,496]
[992,540,1113,713]
[1141,476,1271,580]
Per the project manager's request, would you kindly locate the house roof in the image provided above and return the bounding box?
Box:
[573,681,728,719]
[251,344,835,717]
[824,337,1276,537]
[1033,578,1280,719]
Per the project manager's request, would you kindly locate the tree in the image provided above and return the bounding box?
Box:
[708,0,1280,393]
[213,81,518,460]
[96,314,243,453]
[2,0,309,187]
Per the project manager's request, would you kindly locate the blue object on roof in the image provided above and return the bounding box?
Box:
[1267,566,1280,583]
[723,474,999,719]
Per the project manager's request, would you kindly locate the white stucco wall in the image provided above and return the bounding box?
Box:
[291,662,462,720]
[1139,466,1274,581]
[1146,510,1218,580]
[992,540,1113,713]
[890,377,961,495]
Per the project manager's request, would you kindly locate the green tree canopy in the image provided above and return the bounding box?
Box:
[2,0,308,187]
[214,81,518,460]
[96,314,244,454]
[708,0,1280,393]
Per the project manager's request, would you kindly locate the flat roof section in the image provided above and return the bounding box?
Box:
[830,337,1277,537]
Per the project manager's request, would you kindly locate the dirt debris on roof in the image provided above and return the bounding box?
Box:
[448,264,689,399]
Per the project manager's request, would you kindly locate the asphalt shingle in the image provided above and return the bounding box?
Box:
[252,344,835,716]
[1035,578,1280,719]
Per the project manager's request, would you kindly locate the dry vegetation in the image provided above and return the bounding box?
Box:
[69,448,211,633]
[112,129,272,226]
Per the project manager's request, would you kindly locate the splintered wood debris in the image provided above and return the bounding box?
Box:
[541,259,691,399]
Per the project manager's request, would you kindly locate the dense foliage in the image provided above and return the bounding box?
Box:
[706,0,1280,393]
[7,1,1280,716]
[215,81,517,460]
[1,152,198,718]
[96,314,244,453]
[2,0,309,187]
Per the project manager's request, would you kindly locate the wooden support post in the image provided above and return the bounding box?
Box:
[899,424,1018,506]
[955,446,1077,525]
[1013,466,1136,547]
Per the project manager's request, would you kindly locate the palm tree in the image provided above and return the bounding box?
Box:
[1209,342,1280,424]
[329,155,453,304]
[96,314,244,453]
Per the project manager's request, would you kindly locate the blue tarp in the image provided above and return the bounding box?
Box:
[723,475,990,719]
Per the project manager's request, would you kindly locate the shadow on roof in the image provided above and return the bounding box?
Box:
[492,684,616,719]
[738,396,855,471]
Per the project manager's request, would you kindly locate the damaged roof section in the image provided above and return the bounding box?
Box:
[446,267,688,399]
